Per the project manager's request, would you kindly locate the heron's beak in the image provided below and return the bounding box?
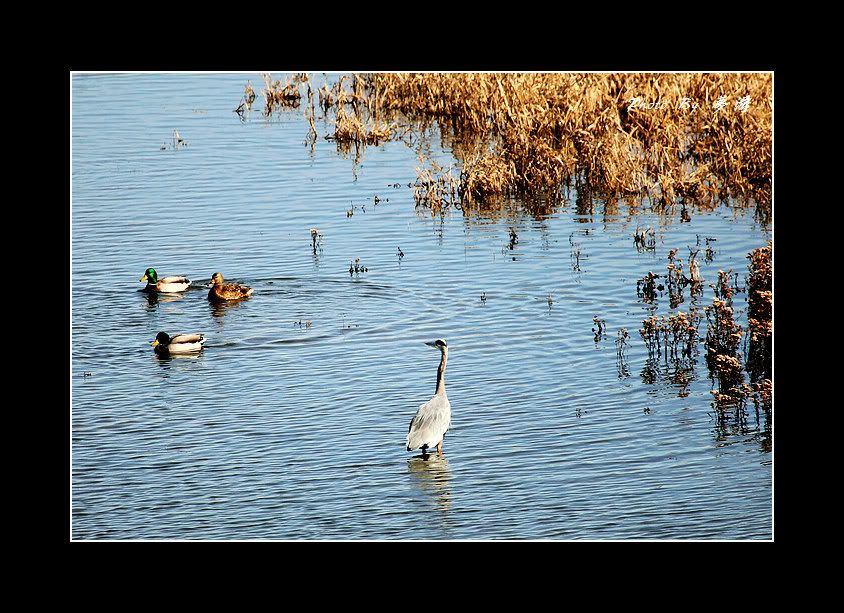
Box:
[425,341,437,348]
[151,339,159,347]
[140,274,148,282]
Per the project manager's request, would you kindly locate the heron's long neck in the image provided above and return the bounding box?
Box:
[435,349,448,396]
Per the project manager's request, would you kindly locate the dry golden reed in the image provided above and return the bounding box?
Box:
[261,73,306,115]
[412,159,460,216]
[362,73,772,211]
[254,72,771,216]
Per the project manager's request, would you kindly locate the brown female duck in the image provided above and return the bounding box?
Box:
[207,272,253,302]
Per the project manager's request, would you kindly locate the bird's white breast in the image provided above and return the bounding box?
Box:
[406,393,451,449]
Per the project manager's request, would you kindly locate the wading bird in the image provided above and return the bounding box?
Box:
[150,331,205,356]
[139,268,192,293]
[207,272,253,302]
[406,339,451,456]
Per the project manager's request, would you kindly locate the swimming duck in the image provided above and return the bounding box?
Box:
[151,331,205,356]
[140,268,192,293]
[207,272,253,302]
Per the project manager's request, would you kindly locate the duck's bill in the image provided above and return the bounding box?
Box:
[150,339,160,346]
[140,274,148,282]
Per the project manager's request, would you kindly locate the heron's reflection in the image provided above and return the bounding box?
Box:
[407,453,452,513]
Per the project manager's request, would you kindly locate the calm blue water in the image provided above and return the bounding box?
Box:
[71,72,772,540]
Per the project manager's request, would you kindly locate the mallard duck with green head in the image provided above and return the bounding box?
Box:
[207,272,253,302]
[151,331,205,356]
[140,268,192,293]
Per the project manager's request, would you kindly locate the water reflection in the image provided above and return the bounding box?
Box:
[407,453,452,513]
[710,395,772,453]
[151,351,205,382]
[574,177,594,219]
[208,298,248,320]
[139,290,185,309]
[640,357,697,397]
[153,351,205,364]
[615,329,631,379]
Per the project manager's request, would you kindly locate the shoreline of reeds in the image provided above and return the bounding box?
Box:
[250,73,772,219]
[635,240,772,447]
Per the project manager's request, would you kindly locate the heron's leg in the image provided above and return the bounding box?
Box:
[436,440,443,454]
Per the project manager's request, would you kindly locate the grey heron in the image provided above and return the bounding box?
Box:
[406,339,451,455]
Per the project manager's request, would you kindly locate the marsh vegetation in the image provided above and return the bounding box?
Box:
[255,72,771,221]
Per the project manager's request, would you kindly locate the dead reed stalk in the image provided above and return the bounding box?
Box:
[746,241,772,381]
[413,158,460,216]
[261,73,304,116]
[640,310,702,361]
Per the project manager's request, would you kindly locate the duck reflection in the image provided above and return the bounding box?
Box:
[151,352,203,381]
[140,289,185,310]
[208,298,246,319]
[407,453,452,513]
[154,351,204,361]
